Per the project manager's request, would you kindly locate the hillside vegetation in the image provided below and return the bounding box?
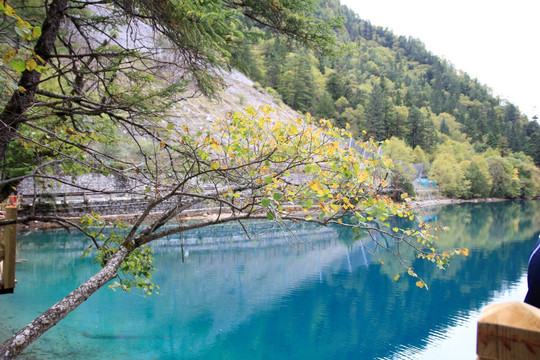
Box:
[229,0,540,199]
[2,0,539,201]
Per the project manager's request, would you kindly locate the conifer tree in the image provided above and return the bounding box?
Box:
[326,72,345,101]
[440,118,451,136]
[365,80,394,140]
[278,52,315,112]
[316,91,337,119]
[406,106,425,148]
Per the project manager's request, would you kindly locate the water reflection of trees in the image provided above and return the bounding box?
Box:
[370,200,540,283]
[199,200,540,360]
[429,200,540,251]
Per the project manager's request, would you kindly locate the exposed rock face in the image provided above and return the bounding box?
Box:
[16,69,303,217]
[169,69,299,131]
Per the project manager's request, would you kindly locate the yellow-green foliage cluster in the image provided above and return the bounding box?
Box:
[429,140,540,199]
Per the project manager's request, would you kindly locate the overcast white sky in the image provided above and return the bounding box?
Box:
[340,0,539,120]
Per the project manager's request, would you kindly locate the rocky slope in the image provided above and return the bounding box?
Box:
[17,69,302,215]
[171,69,300,131]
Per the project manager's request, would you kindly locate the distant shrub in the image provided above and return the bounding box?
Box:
[266,87,282,103]
[237,93,246,105]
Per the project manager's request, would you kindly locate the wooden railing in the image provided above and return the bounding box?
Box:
[477,301,540,359]
[0,205,17,294]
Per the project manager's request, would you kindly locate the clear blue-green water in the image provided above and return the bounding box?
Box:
[1,200,540,359]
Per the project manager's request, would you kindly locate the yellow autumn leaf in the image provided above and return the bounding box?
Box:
[3,48,16,63]
[210,161,220,170]
[4,4,14,16]
[392,227,399,232]
[25,58,37,71]
[415,280,424,288]
[394,274,400,281]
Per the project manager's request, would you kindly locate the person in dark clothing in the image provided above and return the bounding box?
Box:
[525,235,540,308]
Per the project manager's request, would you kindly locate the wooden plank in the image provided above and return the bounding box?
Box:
[0,212,4,288]
[477,301,540,359]
[1,206,17,290]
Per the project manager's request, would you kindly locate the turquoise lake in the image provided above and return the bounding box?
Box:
[1,200,540,359]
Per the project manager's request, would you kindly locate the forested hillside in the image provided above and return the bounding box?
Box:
[237,0,539,155]
[1,0,539,202]
[228,0,540,199]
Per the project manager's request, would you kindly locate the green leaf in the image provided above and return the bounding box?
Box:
[266,211,275,220]
[261,198,270,207]
[197,149,209,161]
[303,199,314,209]
[14,26,24,38]
[32,26,42,38]
[273,192,282,201]
[11,60,26,72]
[264,176,273,184]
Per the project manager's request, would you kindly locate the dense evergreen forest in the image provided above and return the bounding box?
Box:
[231,0,540,199]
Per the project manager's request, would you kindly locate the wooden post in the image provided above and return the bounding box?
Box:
[477,301,540,359]
[1,206,17,292]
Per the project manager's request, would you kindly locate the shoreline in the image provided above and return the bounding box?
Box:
[408,197,512,209]
[17,197,536,231]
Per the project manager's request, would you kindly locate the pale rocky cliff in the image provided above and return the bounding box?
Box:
[17,69,303,214]
[172,69,300,131]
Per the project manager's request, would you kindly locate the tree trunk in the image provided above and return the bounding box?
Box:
[0,0,68,161]
[0,246,129,360]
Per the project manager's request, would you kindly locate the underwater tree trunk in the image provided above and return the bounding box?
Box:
[0,246,129,359]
